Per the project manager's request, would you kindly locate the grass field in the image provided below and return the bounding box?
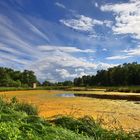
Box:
[0,90,140,131]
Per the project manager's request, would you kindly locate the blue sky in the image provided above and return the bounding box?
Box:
[0,0,140,82]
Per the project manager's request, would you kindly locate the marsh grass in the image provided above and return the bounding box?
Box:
[106,86,140,93]
[0,96,140,140]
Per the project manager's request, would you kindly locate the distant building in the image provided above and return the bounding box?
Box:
[33,83,37,89]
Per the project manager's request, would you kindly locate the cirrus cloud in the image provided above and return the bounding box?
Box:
[55,2,66,9]
[38,45,95,53]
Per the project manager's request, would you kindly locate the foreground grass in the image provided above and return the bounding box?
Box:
[0,97,140,140]
[0,97,90,140]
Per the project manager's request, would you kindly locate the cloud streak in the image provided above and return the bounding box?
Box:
[55,2,66,9]
[38,45,95,53]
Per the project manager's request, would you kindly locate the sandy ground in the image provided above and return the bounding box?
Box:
[0,90,140,131]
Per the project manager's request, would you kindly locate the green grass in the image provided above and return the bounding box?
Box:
[0,96,140,140]
[1,85,140,93]
[0,86,71,92]
[0,87,34,92]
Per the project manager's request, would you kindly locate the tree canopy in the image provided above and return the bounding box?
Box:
[0,67,37,87]
[74,62,140,86]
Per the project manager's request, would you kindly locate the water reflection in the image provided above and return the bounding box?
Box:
[56,93,140,102]
[57,93,75,97]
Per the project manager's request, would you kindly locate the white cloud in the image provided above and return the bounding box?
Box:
[60,15,112,32]
[60,15,103,32]
[38,45,95,53]
[104,20,113,28]
[106,44,140,60]
[122,46,140,56]
[96,62,116,69]
[28,49,115,81]
[106,55,131,60]
[56,69,77,79]
[95,2,99,8]
[101,0,140,39]
[102,48,107,51]
[55,2,66,9]
[60,15,97,31]
[75,68,84,72]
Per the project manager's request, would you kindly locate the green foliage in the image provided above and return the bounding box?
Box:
[53,116,140,140]
[20,70,37,87]
[9,97,38,115]
[53,116,102,136]
[42,80,73,87]
[74,62,140,87]
[42,80,54,86]
[0,67,37,87]
[15,102,38,115]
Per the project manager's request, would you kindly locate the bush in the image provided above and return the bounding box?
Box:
[53,116,100,136]
[15,102,38,115]
[52,115,139,139]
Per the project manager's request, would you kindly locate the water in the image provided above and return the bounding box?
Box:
[57,93,75,97]
[56,93,140,102]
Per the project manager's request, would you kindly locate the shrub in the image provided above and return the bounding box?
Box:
[15,102,38,115]
[53,116,107,137]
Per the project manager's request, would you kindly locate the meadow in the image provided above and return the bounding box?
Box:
[0,89,140,131]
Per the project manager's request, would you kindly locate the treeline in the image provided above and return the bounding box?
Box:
[0,67,37,87]
[42,80,73,87]
[1,62,140,88]
[74,62,140,86]
[0,67,73,88]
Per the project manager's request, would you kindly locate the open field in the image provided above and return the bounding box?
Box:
[0,90,140,131]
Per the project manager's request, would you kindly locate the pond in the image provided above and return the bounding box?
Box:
[56,93,75,97]
[57,93,140,101]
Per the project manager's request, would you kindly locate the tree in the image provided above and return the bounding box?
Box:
[73,62,140,86]
[74,77,83,86]
[42,81,54,86]
[21,70,37,87]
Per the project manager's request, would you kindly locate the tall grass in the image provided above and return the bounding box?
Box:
[52,115,140,139]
